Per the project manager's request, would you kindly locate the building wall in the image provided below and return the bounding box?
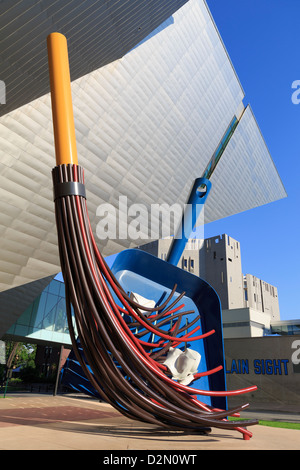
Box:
[245,273,280,321]
[150,234,246,311]
[224,336,300,407]
[139,238,203,276]
[138,234,281,338]
[159,238,203,275]
[222,307,272,339]
[35,344,71,377]
[154,234,246,312]
[202,234,244,310]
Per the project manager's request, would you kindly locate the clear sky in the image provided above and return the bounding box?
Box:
[204,0,300,320]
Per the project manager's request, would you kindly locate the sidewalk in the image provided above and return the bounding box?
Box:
[0,393,299,451]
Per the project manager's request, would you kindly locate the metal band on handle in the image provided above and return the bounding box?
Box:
[53,181,86,201]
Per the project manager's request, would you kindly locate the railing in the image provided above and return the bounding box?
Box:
[0,381,55,396]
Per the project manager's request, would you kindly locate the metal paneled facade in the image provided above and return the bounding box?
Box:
[1,0,189,116]
[0,0,286,309]
[206,105,287,221]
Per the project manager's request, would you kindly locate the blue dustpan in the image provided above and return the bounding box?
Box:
[111,178,227,410]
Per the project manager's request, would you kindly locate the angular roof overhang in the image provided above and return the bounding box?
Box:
[0,0,287,338]
[1,0,189,117]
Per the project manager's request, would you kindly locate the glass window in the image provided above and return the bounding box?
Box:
[42,309,56,331]
[34,292,48,328]
[55,298,68,333]
[16,304,32,326]
[45,293,58,315]
[41,293,59,331]
[30,297,40,327]
[47,280,61,296]
[58,281,66,297]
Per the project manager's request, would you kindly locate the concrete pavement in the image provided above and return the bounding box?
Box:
[0,393,299,451]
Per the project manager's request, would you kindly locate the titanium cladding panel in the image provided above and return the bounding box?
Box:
[0,0,285,295]
[0,0,190,116]
[206,105,287,222]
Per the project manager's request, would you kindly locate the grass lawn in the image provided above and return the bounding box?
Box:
[257,420,300,430]
[229,417,300,430]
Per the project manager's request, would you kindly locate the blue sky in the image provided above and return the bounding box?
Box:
[205,0,300,320]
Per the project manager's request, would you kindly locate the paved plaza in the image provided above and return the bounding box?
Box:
[0,393,299,451]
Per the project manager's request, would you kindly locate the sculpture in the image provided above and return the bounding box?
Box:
[48,32,258,439]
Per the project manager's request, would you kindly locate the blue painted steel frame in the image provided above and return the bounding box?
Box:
[111,248,227,410]
[167,177,211,265]
[109,178,227,409]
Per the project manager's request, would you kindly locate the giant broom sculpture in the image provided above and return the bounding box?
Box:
[48,32,258,439]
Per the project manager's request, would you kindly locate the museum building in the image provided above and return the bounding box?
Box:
[1,0,298,407]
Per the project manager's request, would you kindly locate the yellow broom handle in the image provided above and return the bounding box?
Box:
[47,33,78,166]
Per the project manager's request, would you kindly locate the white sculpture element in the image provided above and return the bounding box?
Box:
[163,347,201,385]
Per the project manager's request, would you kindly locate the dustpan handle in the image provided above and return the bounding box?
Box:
[166,177,211,266]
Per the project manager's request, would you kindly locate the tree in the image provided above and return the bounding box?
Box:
[4,342,37,370]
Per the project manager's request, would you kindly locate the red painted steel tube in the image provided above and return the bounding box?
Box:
[71,166,258,399]
[52,163,259,435]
